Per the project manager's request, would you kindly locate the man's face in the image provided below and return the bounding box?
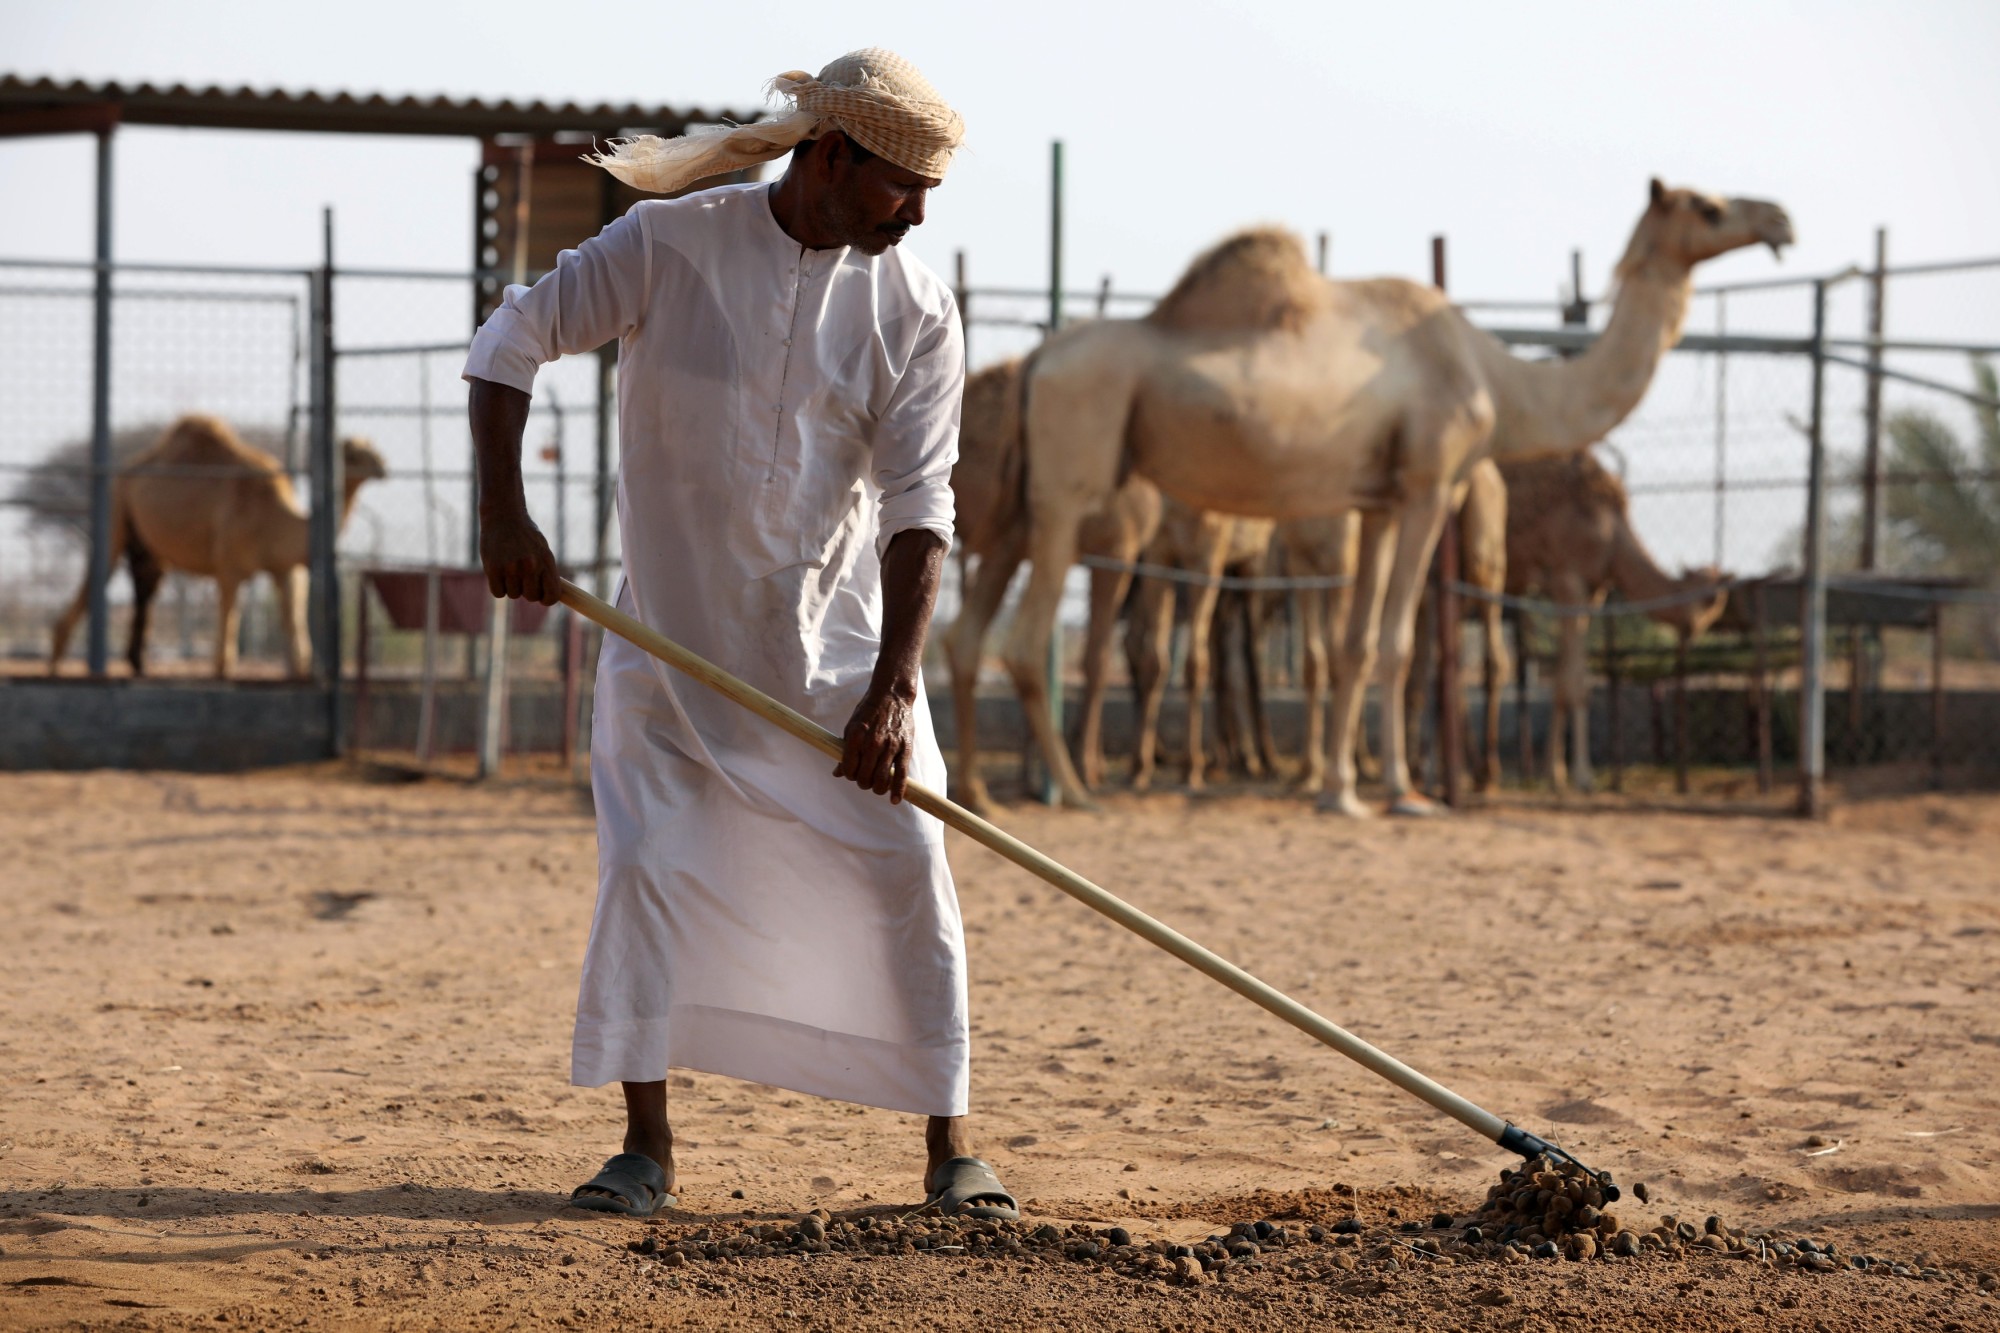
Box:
[812,136,939,255]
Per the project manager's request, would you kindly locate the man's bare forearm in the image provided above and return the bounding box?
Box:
[872,528,949,701]
[469,376,533,521]
[468,376,560,604]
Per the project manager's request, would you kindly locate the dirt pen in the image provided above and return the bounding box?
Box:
[4,766,1998,1330]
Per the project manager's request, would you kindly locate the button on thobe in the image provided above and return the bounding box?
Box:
[465,182,968,1116]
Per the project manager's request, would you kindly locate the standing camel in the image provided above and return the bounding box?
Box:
[1122,498,1275,790]
[49,414,387,678]
[943,358,1161,814]
[1501,450,1729,791]
[1005,180,1791,815]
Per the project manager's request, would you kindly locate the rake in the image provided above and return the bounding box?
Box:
[555,577,1618,1197]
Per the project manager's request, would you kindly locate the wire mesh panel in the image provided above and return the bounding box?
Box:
[332,269,614,760]
[0,260,312,671]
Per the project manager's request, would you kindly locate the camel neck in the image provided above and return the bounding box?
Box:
[1474,260,1693,461]
[1606,511,1684,612]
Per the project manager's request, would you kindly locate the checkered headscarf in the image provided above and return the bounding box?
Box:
[588,48,963,194]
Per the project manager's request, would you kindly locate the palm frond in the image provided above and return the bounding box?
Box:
[1884,407,2000,582]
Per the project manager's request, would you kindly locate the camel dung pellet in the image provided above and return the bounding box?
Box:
[1105,1226,1131,1248]
[1705,1215,1723,1235]
[1531,1242,1560,1260]
[1172,1255,1203,1283]
[1632,1181,1650,1204]
[1609,1232,1641,1258]
[1564,1233,1597,1261]
[1574,1205,1600,1230]
[1676,1221,1699,1243]
[1697,1234,1728,1252]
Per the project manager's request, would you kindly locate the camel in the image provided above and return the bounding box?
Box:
[1121,497,1275,790]
[1004,179,1791,815]
[1499,449,1730,791]
[943,358,1161,815]
[49,414,387,679]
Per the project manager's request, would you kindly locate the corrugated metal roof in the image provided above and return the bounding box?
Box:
[0,74,761,139]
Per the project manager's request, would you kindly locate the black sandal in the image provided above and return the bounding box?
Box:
[569,1152,675,1217]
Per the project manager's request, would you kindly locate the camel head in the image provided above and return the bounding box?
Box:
[1619,180,1795,277]
[340,436,388,486]
[1669,565,1732,637]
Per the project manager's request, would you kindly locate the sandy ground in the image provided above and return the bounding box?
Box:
[3,765,1998,1331]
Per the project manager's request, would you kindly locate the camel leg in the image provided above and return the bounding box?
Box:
[124,531,163,678]
[1375,494,1453,817]
[1179,530,1233,791]
[1077,561,1134,790]
[1319,512,1396,818]
[1000,520,1095,810]
[1245,590,1280,777]
[1210,592,1255,778]
[49,492,129,674]
[944,539,1023,816]
[276,565,312,679]
[1295,586,1329,795]
[1126,574,1173,792]
[213,575,244,680]
[1404,588,1437,795]
[1478,600,1510,791]
[1544,604,1592,784]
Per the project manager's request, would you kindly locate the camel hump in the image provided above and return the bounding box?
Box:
[133,414,284,478]
[1149,227,1328,334]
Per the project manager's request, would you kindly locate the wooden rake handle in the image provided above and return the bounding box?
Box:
[555,578,1514,1148]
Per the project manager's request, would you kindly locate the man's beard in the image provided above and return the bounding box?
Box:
[820,192,901,254]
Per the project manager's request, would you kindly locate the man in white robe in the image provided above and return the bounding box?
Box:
[465,49,1015,1220]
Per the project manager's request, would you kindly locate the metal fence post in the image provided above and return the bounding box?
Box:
[1430,234,1464,807]
[84,126,115,677]
[1040,139,1065,805]
[1796,279,1829,817]
[308,207,343,755]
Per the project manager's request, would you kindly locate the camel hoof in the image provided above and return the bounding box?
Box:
[1387,793,1447,818]
[1314,792,1374,819]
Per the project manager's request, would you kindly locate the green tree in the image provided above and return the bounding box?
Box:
[1878,357,2000,587]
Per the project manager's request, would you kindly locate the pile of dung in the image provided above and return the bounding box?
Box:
[619,1177,1970,1287]
[1458,1155,1900,1274]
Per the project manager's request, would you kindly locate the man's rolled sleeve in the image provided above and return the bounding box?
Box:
[463,207,651,394]
[872,308,965,560]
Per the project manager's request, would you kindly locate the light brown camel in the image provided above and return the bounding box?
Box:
[942,358,1161,815]
[1005,179,1791,816]
[49,414,387,679]
[1500,449,1729,791]
[1122,497,1275,790]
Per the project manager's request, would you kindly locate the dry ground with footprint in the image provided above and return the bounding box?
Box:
[2,766,1996,1331]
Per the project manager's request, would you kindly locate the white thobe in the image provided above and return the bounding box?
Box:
[464,181,968,1117]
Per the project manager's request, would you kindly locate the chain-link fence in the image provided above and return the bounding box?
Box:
[330,269,615,763]
[0,259,312,674]
[6,242,1993,799]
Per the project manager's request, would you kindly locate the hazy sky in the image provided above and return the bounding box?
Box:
[4,0,1996,305]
